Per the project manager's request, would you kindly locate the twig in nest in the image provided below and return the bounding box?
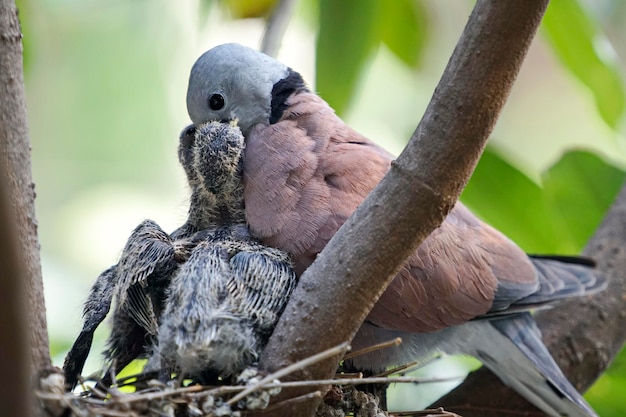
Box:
[263,375,462,389]
[335,372,363,379]
[393,408,462,417]
[375,353,444,378]
[227,341,351,405]
[113,369,160,388]
[254,390,323,413]
[343,337,402,361]
[375,360,422,378]
[39,340,461,416]
[109,384,207,404]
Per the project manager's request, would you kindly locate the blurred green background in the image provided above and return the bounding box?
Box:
[18,0,626,414]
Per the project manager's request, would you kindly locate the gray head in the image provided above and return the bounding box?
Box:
[186,43,307,135]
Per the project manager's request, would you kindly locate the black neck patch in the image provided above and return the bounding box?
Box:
[269,68,308,124]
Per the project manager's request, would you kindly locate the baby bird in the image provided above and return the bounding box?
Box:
[152,224,295,382]
[63,121,296,389]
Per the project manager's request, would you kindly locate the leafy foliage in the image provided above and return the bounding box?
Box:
[542,0,626,127]
[316,0,381,115]
[463,148,625,254]
[316,0,428,115]
[378,0,428,69]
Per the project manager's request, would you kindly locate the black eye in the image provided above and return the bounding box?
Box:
[208,93,225,110]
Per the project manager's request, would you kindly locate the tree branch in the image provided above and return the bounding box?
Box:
[0,148,31,417]
[0,0,50,415]
[434,182,626,416]
[260,0,299,58]
[257,1,549,416]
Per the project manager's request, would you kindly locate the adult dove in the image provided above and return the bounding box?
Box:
[185,43,604,417]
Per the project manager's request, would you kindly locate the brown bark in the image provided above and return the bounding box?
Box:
[0,0,50,416]
[540,186,626,389]
[434,183,626,416]
[257,1,550,416]
[0,162,32,417]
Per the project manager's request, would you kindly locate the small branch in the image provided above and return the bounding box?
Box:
[259,0,299,57]
[228,342,349,406]
[259,391,322,414]
[258,1,549,416]
[343,337,402,361]
[267,375,461,388]
[540,183,626,389]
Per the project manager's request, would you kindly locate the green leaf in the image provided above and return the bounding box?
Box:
[378,0,428,68]
[543,150,625,248]
[316,0,380,115]
[461,148,558,253]
[462,147,625,254]
[542,0,625,128]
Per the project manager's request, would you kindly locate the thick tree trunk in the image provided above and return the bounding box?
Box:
[0,170,32,416]
[0,1,50,416]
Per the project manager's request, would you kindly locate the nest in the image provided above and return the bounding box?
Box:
[38,341,462,417]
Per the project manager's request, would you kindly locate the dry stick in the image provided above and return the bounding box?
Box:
[258,391,323,413]
[335,372,363,379]
[374,360,423,378]
[110,370,161,388]
[78,376,109,400]
[35,391,88,417]
[261,375,461,388]
[259,0,299,57]
[258,2,549,416]
[89,408,140,417]
[228,342,350,406]
[343,337,402,361]
[108,385,207,404]
[375,352,446,378]
[66,402,88,417]
[394,408,462,417]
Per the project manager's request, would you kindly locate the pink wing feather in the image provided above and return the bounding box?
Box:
[243,92,536,333]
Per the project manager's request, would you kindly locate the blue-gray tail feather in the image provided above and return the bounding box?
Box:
[522,256,606,306]
[490,313,597,417]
